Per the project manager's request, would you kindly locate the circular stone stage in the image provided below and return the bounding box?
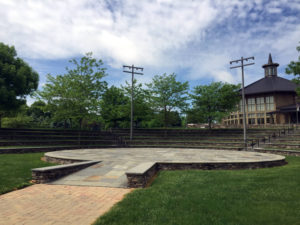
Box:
[45,148,286,188]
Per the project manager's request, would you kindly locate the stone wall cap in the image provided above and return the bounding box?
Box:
[32,160,100,172]
[126,162,156,175]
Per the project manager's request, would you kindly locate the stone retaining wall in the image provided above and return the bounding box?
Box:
[32,161,100,183]
[126,159,287,188]
[126,163,157,188]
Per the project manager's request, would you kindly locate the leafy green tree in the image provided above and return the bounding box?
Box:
[146,73,189,127]
[186,108,207,124]
[0,42,39,127]
[286,42,300,95]
[190,82,240,129]
[37,52,107,129]
[100,86,129,129]
[159,110,182,127]
[1,105,33,128]
[122,80,154,128]
[27,101,51,127]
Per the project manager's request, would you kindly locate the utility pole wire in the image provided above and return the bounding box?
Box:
[123,65,144,141]
[230,56,255,149]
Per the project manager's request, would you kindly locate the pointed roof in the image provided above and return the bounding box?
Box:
[242,76,298,95]
[268,53,273,64]
[262,53,279,68]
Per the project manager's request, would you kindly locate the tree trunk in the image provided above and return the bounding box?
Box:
[0,114,2,128]
[69,118,72,128]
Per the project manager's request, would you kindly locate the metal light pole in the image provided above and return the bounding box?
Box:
[123,65,143,140]
[230,56,255,148]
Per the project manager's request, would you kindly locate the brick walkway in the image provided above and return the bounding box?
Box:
[0,184,132,225]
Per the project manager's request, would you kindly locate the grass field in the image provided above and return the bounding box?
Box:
[0,153,55,194]
[94,156,300,225]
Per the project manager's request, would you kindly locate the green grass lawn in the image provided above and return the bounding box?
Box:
[94,156,300,225]
[0,153,55,194]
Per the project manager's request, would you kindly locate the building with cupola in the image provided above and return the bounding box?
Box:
[223,54,300,126]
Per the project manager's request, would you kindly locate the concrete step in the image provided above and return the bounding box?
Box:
[0,144,119,154]
[0,135,116,140]
[0,140,117,146]
[126,140,246,147]
[263,143,300,150]
[124,144,244,150]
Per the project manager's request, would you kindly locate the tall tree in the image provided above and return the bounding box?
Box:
[122,80,153,128]
[0,42,39,127]
[100,86,129,129]
[190,82,240,129]
[286,42,300,95]
[37,52,107,129]
[27,101,51,127]
[146,73,189,127]
[186,108,207,124]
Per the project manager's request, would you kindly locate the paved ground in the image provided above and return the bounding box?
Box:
[0,184,132,225]
[47,148,285,188]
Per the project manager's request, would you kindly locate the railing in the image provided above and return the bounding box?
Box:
[250,126,296,150]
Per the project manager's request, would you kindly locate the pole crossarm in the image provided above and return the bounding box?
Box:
[123,64,144,141]
[229,56,255,149]
[230,63,254,69]
[230,56,254,64]
[123,70,143,75]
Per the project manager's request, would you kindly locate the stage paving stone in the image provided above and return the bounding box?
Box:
[46,148,285,188]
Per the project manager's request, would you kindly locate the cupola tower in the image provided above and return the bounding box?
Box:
[262,53,279,77]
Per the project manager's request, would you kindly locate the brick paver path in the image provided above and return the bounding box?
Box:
[0,184,132,225]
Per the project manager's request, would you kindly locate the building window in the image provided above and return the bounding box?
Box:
[266,96,274,110]
[248,113,255,124]
[257,113,265,124]
[256,97,265,111]
[269,68,272,75]
[248,98,255,112]
[239,100,244,112]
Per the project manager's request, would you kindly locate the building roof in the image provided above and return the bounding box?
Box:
[268,102,300,114]
[242,76,298,95]
[277,102,300,111]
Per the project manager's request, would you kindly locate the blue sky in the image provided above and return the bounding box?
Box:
[0,0,300,105]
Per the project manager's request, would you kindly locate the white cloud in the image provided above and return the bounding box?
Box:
[0,0,299,86]
[0,0,218,65]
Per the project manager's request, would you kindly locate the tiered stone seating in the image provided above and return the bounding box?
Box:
[0,128,119,153]
[1,127,292,154]
[112,128,281,150]
[261,129,300,152]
